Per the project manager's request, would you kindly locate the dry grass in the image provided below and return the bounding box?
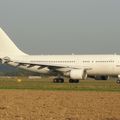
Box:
[0,90,120,120]
[0,77,119,92]
[0,78,120,120]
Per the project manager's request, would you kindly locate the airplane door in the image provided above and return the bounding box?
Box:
[114,55,120,75]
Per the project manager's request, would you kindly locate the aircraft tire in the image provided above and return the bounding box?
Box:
[53,78,64,83]
[116,80,120,84]
[69,79,79,83]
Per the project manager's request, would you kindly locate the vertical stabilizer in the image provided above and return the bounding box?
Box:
[0,28,27,57]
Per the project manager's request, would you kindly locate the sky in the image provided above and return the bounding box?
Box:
[0,0,120,54]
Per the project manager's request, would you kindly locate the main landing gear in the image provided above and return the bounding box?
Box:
[69,79,79,83]
[53,77,64,83]
[53,78,80,83]
[116,80,120,84]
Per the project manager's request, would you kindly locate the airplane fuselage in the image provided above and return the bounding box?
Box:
[1,27,120,83]
[8,54,120,77]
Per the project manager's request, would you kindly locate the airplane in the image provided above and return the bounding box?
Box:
[0,27,120,83]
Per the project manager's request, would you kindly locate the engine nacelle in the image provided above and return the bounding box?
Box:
[69,69,87,80]
[95,75,109,80]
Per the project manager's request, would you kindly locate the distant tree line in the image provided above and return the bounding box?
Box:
[0,69,41,76]
[0,65,41,76]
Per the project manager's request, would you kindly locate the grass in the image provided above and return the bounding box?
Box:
[0,77,119,92]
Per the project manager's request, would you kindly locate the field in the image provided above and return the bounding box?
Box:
[0,77,120,120]
[0,77,120,92]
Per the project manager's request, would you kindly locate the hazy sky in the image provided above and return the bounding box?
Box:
[0,0,120,54]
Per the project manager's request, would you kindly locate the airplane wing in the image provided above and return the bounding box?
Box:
[0,57,92,71]
[14,61,92,70]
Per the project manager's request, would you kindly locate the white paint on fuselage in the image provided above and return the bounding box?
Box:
[1,27,119,78]
[8,54,120,76]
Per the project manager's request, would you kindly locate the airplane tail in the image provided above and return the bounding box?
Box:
[0,28,27,58]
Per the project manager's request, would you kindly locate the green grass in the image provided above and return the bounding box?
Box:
[0,77,119,92]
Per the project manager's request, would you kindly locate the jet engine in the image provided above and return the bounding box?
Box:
[69,69,87,80]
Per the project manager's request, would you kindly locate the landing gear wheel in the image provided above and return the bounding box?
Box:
[75,80,79,83]
[116,80,120,84]
[60,78,64,83]
[53,78,58,83]
[69,79,73,83]
[69,79,79,83]
[53,78,64,83]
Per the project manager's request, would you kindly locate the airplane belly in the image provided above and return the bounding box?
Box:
[88,64,114,75]
[114,65,120,75]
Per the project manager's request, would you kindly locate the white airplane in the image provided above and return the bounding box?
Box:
[0,27,120,83]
